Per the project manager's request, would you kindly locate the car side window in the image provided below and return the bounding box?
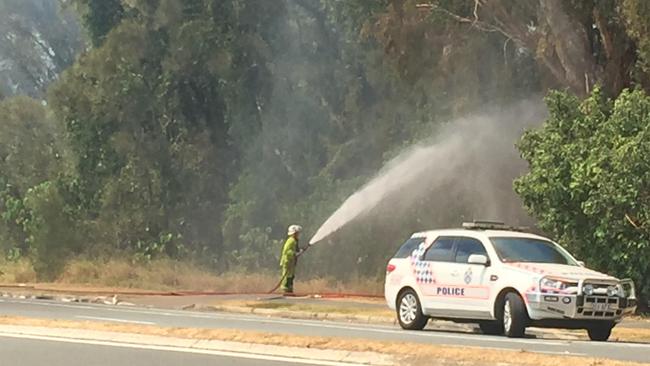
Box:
[393,238,424,258]
[423,237,455,262]
[455,237,488,263]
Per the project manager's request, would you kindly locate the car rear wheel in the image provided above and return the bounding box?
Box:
[587,324,613,341]
[502,293,528,338]
[478,321,504,335]
[397,289,428,330]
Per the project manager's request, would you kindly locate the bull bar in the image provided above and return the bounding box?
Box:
[524,276,637,321]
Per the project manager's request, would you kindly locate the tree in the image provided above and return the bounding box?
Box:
[0,97,69,194]
[47,0,288,265]
[40,0,540,275]
[515,88,650,306]
[10,0,650,286]
[0,96,76,278]
[22,181,80,279]
[352,0,645,97]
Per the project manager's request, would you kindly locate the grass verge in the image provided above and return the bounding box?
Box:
[0,258,383,294]
[217,299,393,318]
[218,300,650,344]
[0,259,37,283]
[610,327,650,343]
[0,316,646,366]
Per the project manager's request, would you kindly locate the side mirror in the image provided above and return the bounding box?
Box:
[577,261,585,267]
[468,254,489,266]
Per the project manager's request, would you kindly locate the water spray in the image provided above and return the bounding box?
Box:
[307,100,546,246]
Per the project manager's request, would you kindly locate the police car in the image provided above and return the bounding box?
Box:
[384,221,637,341]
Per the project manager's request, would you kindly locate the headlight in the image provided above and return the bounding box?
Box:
[583,284,594,295]
[541,278,567,290]
[606,286,619,297]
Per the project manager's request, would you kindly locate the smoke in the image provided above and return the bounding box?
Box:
[309,99,546,245]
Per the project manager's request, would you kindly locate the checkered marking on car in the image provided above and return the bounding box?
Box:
[410,242,436,284]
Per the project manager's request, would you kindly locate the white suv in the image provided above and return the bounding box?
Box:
[384,221,637,341]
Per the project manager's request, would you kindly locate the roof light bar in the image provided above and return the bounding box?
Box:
[462,220,529,232]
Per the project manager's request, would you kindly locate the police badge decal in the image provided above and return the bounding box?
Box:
[464,268,473,284]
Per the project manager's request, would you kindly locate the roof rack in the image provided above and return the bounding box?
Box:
[462,220,529,232]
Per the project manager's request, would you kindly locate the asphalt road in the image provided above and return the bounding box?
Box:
[1,298,649,363]
[0,336,313,366]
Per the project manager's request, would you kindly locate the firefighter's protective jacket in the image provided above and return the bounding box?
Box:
[280,236,298,269]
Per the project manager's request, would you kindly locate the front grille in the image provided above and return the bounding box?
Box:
[577,295,620,318]
[585,295,618,303]
[585,297,618,304]
[582,311,615,317]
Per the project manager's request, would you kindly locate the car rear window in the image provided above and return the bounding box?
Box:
[393,238,423,258]
[423,236,455,262]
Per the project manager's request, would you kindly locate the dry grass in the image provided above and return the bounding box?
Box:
[0,316,646,366]
[534,327,650,344]
[0,259,37,283]
[293,276,383,295]
[0,258,383,295]
[611,327,650,344]
[56,258,226,291]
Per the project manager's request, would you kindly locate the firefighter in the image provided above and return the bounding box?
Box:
[280,224,302,294]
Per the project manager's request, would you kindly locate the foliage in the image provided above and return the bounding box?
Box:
[622,0,650,74]
[22,181,80,279]
[71,0,124,46]
[47,3,254,264]
[515,88,650,302]
[0,97,69,194]
[0,96,70,263]
[1,0,650,295]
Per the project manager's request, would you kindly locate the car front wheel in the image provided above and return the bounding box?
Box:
[397,289,428,330]
[587,324,613,341]
[502,293,528,337]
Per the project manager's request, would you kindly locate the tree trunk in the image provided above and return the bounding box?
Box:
[538,0,597,96]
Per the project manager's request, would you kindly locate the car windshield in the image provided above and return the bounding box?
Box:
[490,237,577,265]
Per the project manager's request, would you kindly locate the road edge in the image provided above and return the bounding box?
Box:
[0,324,395,366]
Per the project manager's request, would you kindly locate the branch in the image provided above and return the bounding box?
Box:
[473,0,481,22]
[625,213,643,230]
[416,2,530,49]
[417,3,497,33]
[481,1,539,50]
